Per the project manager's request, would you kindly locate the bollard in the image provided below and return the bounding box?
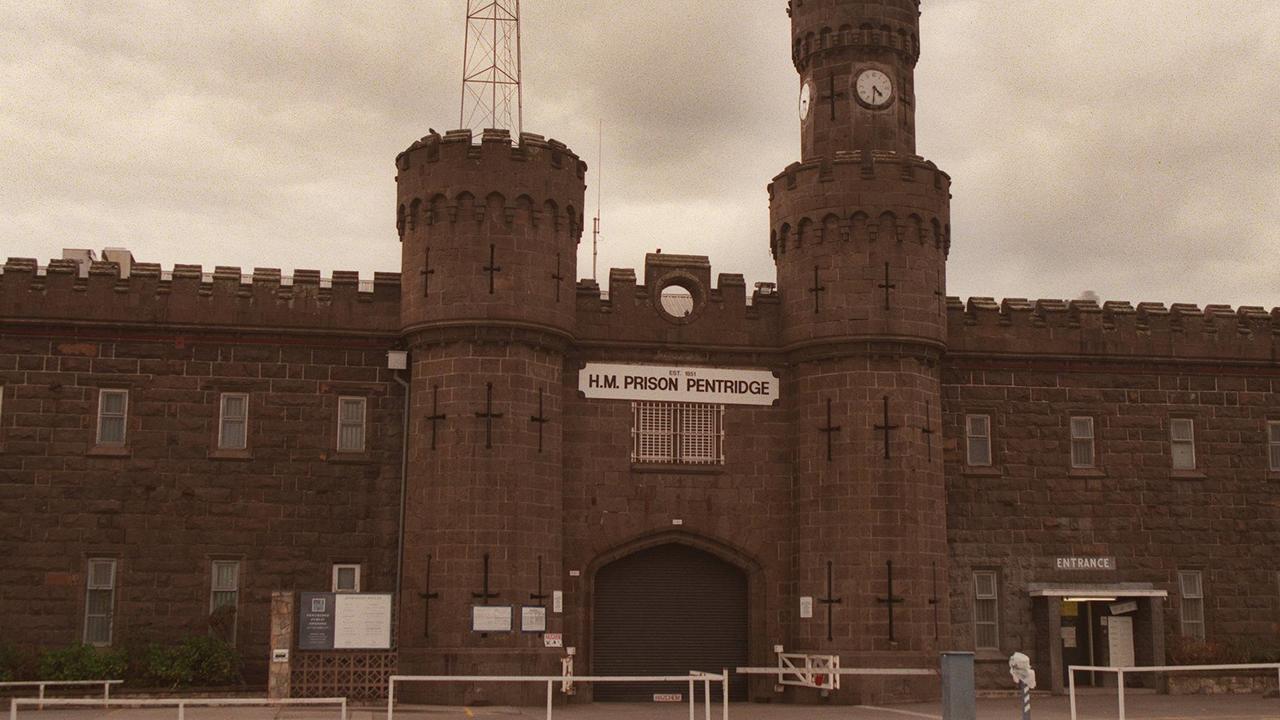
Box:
[1017,679,1031,720]
[940,652,977,720]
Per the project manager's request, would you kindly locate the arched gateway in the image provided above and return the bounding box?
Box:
[592,543,748,702]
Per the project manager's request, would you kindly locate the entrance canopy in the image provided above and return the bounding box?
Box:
[1028,583,1168,599]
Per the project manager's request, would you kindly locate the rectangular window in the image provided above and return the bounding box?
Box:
[973,571,999,650]
[84,558,117,646]
[337,397,367,452]
[1070,416,1095,468]
[965,414,991,466]
[1178,570,1205,639]
[96,390,128,446]
[1268,421,1280,472]
[210,560,240,644]
[333,564,361,593]
[1170,418,1196,470]
[631,402,725,465]
[218,393,249,450]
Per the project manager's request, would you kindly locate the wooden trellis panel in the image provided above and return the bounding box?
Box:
[291,651,397,701]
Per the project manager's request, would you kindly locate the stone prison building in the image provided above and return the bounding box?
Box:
[1,0,1278,706]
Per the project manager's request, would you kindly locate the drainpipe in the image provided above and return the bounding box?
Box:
[392,367,411,624]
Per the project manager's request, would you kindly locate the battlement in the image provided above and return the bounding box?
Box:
[948,296,1280,362]
[769,152,950,258]
[573,257,781,349]
[0,257,401,335]
[396,128,586,178]
[395,128,587,242]
[787,1,920,71]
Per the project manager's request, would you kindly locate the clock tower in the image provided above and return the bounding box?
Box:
[793,0,919,160]
[775,0,952,699]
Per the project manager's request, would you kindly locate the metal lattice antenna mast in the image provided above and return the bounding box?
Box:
[592,120,602,282]
[460,0,522,137]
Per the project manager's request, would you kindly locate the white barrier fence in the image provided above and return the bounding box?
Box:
[8,696,348,720]
[0,679,122,706]
[1068,663,1280,720]
[735,662,937,692]
[388,672,729,720]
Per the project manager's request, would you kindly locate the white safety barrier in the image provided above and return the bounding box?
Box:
[736,662,936,692]
[0,679,122,707]
[388,672,729,720]
[8,695,348,720]
[1068,663,1280,720]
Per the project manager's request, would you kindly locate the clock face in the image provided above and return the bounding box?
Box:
[855,69,893,108]
[799,81,813,121]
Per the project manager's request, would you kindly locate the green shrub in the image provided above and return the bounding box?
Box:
[0,644,17,682]
[37,645,127,681]
[142,637,241,688]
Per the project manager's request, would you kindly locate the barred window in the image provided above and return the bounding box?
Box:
[1070,416,1095,468]
[1178,570,1205,639]
[1170,418,1195,470]
[337,397,367,452]
[97,390,128,446]
[219,393,249,450]
[973,571,999,650]
[965,414,991,467]
[84,558,117,646]
[631,402,724,465]
[1268,421,1280,472]
[210,560,240,643]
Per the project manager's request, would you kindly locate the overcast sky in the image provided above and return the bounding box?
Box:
[3,1,1278,309]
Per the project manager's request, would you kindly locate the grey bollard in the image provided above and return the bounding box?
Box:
[940,652,977,720]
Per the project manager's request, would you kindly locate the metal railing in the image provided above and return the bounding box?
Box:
[1068,663,1280,720]
[8,696,348,720]
[0,679,121,707]
[388,672,729,720]
[735,662,937,692]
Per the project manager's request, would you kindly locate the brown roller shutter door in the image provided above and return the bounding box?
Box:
[592,543,748,702]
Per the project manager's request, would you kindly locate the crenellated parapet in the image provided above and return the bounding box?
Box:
[948,296,1280,362]
[0,257,401,335]
[573,254,781,352]
[787,0,920,72]
[768,152,950,259]
[395,129,587,242]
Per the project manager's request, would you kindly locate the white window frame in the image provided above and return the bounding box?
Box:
[973,570,999,650]
[209,560,240,644]
[965,414,992,467]
[1268,421,1280,472]
[218,393,249,450]
[1178,570,1205,639]
[96,389,128,446]
[337,396,367,453]
[1170,418,1196,470]
[83,558,117,646]
[332,564,361,593]
[631,401,725,465]
[1070,416,1095,469]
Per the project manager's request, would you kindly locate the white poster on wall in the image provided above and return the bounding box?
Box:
[579,363,779,406]
[472,605,513,632]
[333,594,393,649]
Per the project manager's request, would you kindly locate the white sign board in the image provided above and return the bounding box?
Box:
[1108,616,1135,667]
[332,594,393,649]
[472,605,513,632]
[799,596,814,619]
[544,632,564,648]
[1110,600,1138,615]
[579,363,779,406]
[552,591,563,614]
[522,606,547,633]
[654,694,683,703]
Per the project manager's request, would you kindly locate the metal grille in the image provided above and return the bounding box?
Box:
[965,414,991,466]
[291,651,397,701]
[973,571,999,649]
[631,402,723,465]
[1070,416,1094,468]
[97,390,127,445]
[1178,570,1205,639]
[338,397,366,452]
[220,393,248,450]
[1269,422,1280,471]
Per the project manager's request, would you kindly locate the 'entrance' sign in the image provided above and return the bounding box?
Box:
[1054,557,1116,571]
[579,363,779,406]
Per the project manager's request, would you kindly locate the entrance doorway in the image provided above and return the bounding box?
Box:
[1059,599,1138,688]
[592,543,748,702]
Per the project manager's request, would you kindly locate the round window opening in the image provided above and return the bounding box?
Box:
[660,285,695,318]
